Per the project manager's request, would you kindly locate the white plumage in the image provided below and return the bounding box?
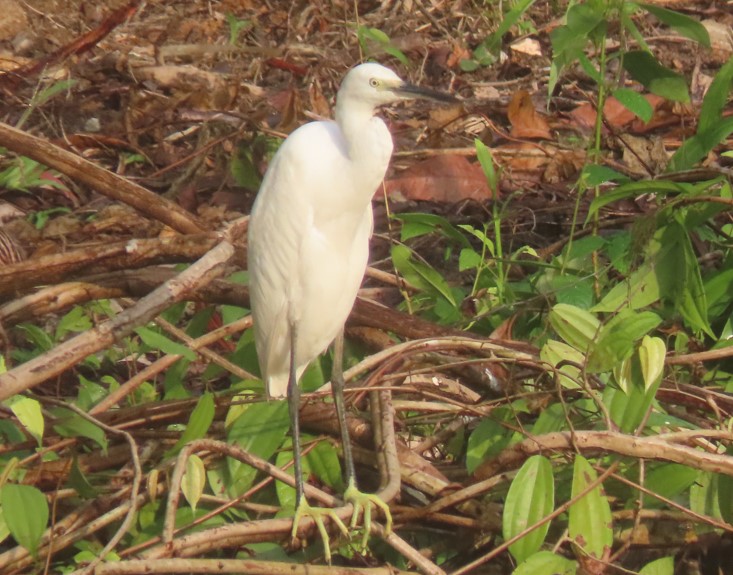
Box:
[248,63,403,398]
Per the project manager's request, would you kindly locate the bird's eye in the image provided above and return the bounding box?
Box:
[369,78,379,88]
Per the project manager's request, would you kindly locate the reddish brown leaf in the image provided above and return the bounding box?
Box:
[507,90,552,140]
[384,155,492,202]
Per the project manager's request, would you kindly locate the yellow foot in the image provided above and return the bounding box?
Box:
[291,498,349,563]
[344,479,393,550]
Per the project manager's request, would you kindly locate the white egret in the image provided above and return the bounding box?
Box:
[248,62,455,560]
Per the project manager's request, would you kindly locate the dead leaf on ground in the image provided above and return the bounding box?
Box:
[507,90,552,140]
[510,37,543,57]
[384,155,492,202]
[569,94,669,132]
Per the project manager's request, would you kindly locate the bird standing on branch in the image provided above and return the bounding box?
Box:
[248,62,456,560]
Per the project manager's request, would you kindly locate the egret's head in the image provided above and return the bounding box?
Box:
[338,63,456,109]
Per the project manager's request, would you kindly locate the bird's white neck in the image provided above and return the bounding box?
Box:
[335,99,393,197]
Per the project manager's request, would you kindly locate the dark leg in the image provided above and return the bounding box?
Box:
[333,329,393,546]
[287,326,304,508]
[331,330,356,485]
[287,325,348,562]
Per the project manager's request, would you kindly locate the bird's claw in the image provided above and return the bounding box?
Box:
[344,479,393,550]
[291,499,349,564]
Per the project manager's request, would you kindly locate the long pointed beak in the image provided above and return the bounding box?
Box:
[396,82,458,104]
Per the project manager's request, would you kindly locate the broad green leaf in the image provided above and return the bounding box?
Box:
[548,303,600,352]
[391,244,457,306]
[1,484,48,557]
[181,454,206,513]
[718,463,733,524]
[587,180,688,222]
[697,56,733,136]
[605,357,663,432]
[52,408,108,452]
[5,396,43,446]
[503,455,555,564]
[658,222,713,336]
[639,556,674,575]
[168,392,215,456]
[466,416,513,474]
[55,306,92,339]
[668,56,733,171]
[587,310,662,372]
[611,88,653,123]
[645,464,697,508]
[532,403,567,435]
[568,455,613,559]
[637,4,710,47]
[539,340,584,389]
[580,163,630,187]
[638,336,666,390]
[394,213,471,246]
[622,51,690,103]
[305,440,344,492]
[0,505,9,545]
[668,119,733,172]
[68,458,98,499]
[135,326,197,361]
[513,551,577,575]
[458,248,483,271]
[690,470,721,518]
[227,400,289,496]
[594,261,660,312]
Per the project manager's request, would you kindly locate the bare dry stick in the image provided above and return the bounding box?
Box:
[0,234,218,299]
[91,557,419,575]
[474,429,733,479]
[0,122,205,234]
[0,223,241,401]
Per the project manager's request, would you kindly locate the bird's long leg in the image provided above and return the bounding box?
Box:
[332,329,393,549]
[288,325,347,563]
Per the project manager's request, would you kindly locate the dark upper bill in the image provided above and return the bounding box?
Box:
[396,82,458,104]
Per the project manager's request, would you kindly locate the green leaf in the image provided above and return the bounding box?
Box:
[703,56,733,133]
[594,261,660,311]
[466,416,513,474]
[548,303,600,352]
[55,306,92,340]
[52,408,108,452]
[539,340,584,389]
[568,455,613,559]
[5,396,44,446]
[513,551,577,575]
[305,440,344,492]
[690,470,720,518]
[639,556,675,575]
[394,213,471,247]
[458,248,483,271]
[587,310,662,373]
[637,3,710,47]
[668,56,733,171]
[168,392,215,456]
[580,163,630,187]
[227,400,289,496]
[1,484,48,557]
[622,51,690,103]
[503,455,555,564]
[0,505,10,546]
[611,88,653,123]
[391,244,457,306]
[718,464,733,524]
[638,335,666,390]
[181,454,206,513]
[645,464,697,507]
[475,139,498,194]
[136,326,197,361]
